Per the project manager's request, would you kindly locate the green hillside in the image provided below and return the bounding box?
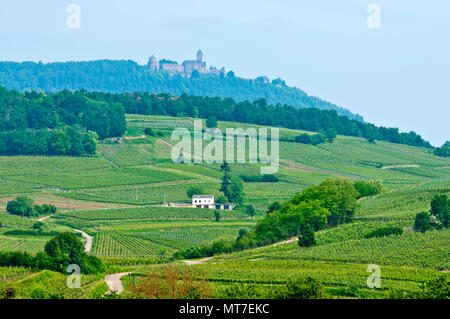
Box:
[0,60,362,120]
[0,115,448,299]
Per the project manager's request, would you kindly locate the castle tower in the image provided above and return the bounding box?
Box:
[148,55,159,71]
[196,50,203,62]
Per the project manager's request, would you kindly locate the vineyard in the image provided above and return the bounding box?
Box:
[0,114,448,299]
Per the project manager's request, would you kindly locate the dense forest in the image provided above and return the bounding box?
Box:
[0,87,432,156]
[0,87,126,156]
[0,60,362,121]
[89,91,432,148]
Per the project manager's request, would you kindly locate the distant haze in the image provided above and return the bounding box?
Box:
[0,0,448,146]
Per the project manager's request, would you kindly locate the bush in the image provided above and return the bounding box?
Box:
[430,194,448,227]
[0,287,17,299]
[414,212,431,233]
[365,226,403,238]
[311,134,326,146]
[6,196,34,217]
[44,232,104,274]
[206,116,218,128]
[144,127,155,136]
[245,205,256,219]
[353,180,383,198]
[187,186,203,199]
[214,210,221,222]
[240,174,279,183]
[418,275,449,299]
[216,196,227,204]
[294,134,312,144]
[266,201,282,214]
[298,225,316,247]
[279,277,326,299]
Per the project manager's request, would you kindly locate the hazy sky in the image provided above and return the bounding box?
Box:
[0,0,449,146]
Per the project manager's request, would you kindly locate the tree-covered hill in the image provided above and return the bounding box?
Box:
[0,60,363,121]
[0,86,432,157]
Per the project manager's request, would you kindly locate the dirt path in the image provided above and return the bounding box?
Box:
[73,229,93,253]
[37,215,51,222]
[182,257,213,265]
[124,135,146,140]
[159,139,203,161]
[182,238,297,265]
[105,272,130,294]
[380,164,419,170]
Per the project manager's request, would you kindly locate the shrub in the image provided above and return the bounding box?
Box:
[0,287,17,299]
[144,127,155,136]
[240,174,278,183]
[206,116,218,128]
[245,205,256,219]
[298,225,316,247]
[6,196,34,217]
[294,134,312,144]
[353,180,383,198]
[414,212,431,233]
[187,186,203,199]
[266,201,282,214]
[279,277,326,299]
[430,194,448,227]
[216,196,227,204]
[214,210,221,222]
[365,226,403,238]
[417,275,449,299]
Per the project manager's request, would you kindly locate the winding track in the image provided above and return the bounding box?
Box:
[73,229,93,253]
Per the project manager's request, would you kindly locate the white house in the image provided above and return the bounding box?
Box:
[192,195,214,208]
[192,195,234,210]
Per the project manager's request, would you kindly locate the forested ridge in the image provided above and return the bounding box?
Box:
[0,87,126,156]
[89,91,433,148]
[0,87,433,156]
[0,59,363,121]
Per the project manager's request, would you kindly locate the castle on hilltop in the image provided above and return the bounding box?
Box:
[148,50,225,77]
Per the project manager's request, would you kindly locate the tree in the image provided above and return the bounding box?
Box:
[291,178,358,227]
[220,162,232,200]
[245,205,256,219]
[44,232,86,272]
[434,141,450,158]
[266,201,282,214]
[311,133,326,146]
[228,176,244,205]
[187,186,203,199]
[430,194,448,227]
[206,116,218,129]
[298,225,316,247]
[214,211,221,222]
[325,128,337,143]
[414,212,431,233]
[216,196,228,204]
[6,196,34,218]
